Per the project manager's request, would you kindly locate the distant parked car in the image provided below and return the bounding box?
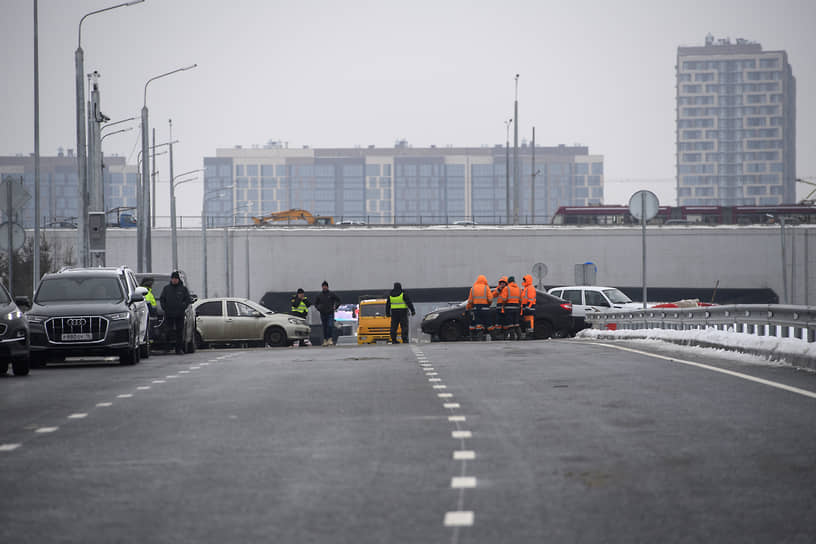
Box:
[547,286,642,317]
[0,284,30,376]
[194,297,310,348]
[421,290,574,342]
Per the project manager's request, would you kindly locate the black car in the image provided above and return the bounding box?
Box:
[135,272,197,353]
[27,267,147,366]
[421,290,574,342]
[0,283,31,376]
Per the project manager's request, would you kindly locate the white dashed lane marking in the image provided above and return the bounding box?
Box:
[448,415,466,422]
[432,385,447,389]
[453,450,476,460]
[429,378,442,382]
[451,477,477,488]
[35,427,58,434]
[452,430,472,439]
[67,413,87,419]
[443,403,460,409]
[152,380,166,384]
[166,375,179,379]
[178,370,190,374]
[137,386,151,390]
[444,511,474,527]
[0,443,22,452]
[438,393,453,398]
[117,394,133,399]
[96,402,112,407]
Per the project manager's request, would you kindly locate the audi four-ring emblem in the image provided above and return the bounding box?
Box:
[66,318,87,326]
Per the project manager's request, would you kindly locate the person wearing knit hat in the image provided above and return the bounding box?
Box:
[289,288,311,346]
[159,271,192,354]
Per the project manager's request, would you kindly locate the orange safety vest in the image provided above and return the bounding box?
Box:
[505,282,521,305]
[495,286,508,305]
[521,284,536,307]
[468,283,491,307]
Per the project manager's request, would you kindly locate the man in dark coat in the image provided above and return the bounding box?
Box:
[159,271,192,354]
[385,282,416,344]
[312,280,340,346]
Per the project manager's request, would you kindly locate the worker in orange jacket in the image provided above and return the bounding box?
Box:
[521,274,536,335]
[466,275,493,339]
[503,276,522,340]
[489,276,508,336]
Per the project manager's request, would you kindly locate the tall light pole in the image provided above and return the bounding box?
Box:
[513,74,520,225]
[504,118,512,224]
[139,63,197,272]
[75,0,144,267]
[202,185,233,298]
[170,168,204,270]
[531,127,540,225]
[33,0,40,293]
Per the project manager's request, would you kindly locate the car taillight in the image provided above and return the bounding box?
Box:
[560,303,572,312]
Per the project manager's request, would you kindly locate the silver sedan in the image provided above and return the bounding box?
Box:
[193,298,310,348]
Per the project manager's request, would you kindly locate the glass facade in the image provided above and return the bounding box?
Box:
[204,145,603,225]
[676,38,796,205]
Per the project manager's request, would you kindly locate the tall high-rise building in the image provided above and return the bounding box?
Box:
[676,35,796,205]
[203,142,603,226]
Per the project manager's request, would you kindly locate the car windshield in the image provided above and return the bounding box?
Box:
[359,303,386,317]
[36,277,124,303]
[603,288,633,304]
[256,301,275,314]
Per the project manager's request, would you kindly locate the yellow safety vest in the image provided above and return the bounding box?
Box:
[389,293,407,310]
[291,299,308,314]
[145,288,156,307]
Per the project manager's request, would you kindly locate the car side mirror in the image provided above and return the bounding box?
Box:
[135,286,148,296]
[14,296,31,309]
[130,293,145,303]
[190,293,198,303]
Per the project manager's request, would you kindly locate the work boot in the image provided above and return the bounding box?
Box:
[327,338,334,346]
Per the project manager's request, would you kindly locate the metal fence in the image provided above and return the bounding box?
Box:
[585,304,816,343]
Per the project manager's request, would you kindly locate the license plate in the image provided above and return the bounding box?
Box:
[62,333,93,341]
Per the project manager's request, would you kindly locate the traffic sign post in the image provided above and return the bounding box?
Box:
[629,190,659,309]
[532,262,548,290]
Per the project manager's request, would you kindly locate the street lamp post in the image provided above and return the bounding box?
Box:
[139,63,197,272]
[170,168,204,271]
[531,126,537,224]
[513,74,520,225]
[202,185,233,298]
[75,0,144,267]
[504,118,512,224]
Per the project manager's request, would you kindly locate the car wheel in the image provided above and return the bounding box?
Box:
[438,320,462,342]
[195,332,208,350]
[119,347,138,365]
[553,328,569,339]
[11,358,30,376]
[534,320,554,339]
[264,326,287,347]
[139,335,151,359]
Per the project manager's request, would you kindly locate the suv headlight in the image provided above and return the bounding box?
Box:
[26,314,45,324]
[106,312,130,321]
[6,310,23,320]
[288,317,305,325]
[424,313,439,321]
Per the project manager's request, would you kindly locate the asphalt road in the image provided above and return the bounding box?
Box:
[2,339,815,543]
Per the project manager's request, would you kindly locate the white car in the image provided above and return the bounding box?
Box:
[193,297,310,347]
[547,286,642,317]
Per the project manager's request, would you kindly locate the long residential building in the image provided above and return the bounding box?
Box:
[0,151,138,228]
[203,142,604,225]
[676,35,796,206]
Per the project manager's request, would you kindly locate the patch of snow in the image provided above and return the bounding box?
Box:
[578,326,816,369]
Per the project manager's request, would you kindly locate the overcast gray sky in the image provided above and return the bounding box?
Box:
[1,0,814,217]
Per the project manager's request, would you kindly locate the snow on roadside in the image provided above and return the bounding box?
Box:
[577,326,816,369]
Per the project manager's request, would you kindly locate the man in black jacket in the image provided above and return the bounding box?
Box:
[312,281,340,346]
[159,271,192,354]
[385,282,416,344]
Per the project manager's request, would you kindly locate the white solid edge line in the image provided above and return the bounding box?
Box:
[593,342,816,400]
[444,511,474,527]
[0,443,21,452]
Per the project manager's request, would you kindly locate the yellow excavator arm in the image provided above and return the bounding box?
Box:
[251,209,334,226]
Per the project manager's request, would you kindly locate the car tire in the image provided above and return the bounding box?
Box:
[11,358,30,376]
[553,328,569,339]
[195,332,207,350]
[264,326,287,347]
[438,320,462,342]
[119,344,139,365]
[139,333,151,359]
[534,320,554,339]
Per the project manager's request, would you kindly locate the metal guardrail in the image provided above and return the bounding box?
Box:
[585,304,816,343]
